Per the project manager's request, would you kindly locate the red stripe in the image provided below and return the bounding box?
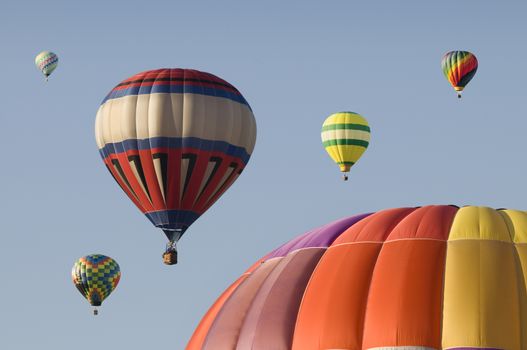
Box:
[103,157,147,213]
[119,69,233,87]
[103,147,247,215]
[80,256,111,268]
[111,80,240,94]
[114,152,155,212]
[166,148,182,209]
[138,149,166,210]
[104,148,246,163]
[201,171,241,213]
[459,56,478,77]
[194,157,242,212]
[181,155,209,210]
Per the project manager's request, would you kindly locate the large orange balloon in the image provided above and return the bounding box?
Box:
[187,205,527,350]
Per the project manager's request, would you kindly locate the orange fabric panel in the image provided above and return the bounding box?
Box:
[291,243,382,350]
[332,207,416,244]
[387,205,458,240]
[186,274,249,350]
[362,240,446,349]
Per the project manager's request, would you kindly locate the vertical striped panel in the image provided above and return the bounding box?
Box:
[498,210,527,350]
[363,240,446,349]
[186,259,265,350]
[186,275,249,350]
[236,249,325,350]
[442,206,522,349]
[291,243,382,349]
[292,208,414,350]
[362,206,456,349]
[202,259,281,350]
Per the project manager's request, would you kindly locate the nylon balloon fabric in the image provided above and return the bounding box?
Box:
[71,254,121,307]
[34,51,58,78]
[441,50,478,95]
[188,205,527,350]
[95,69,257,244]
[321,112,370,175]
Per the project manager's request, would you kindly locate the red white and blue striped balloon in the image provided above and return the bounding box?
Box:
[95,69,256,249]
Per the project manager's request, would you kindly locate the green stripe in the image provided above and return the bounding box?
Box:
[337,161,355,165]
[322,123,371,132]
[323,139,369,147]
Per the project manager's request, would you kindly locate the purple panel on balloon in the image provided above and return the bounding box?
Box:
[267,213,371,259]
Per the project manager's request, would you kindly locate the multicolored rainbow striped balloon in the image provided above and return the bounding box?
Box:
[34,51,58,81]
[188,205,527,350]
[321,112,370,181]
[71,254,121,315]
[441,50,478,98]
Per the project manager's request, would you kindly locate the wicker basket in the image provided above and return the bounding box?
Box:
[163,251,178,265]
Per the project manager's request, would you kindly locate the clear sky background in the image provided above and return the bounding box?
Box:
[1,0,526,348]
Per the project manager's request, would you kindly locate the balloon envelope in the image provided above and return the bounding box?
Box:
[321,112,370,177]
[188,205,527,350]
[71,254,120,307]
[95,68,256,247]
[35,51,58,79]
[441,50,478,97]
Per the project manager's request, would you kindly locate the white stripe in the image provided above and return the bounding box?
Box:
[321,129,370,143]
[95,93,256,152]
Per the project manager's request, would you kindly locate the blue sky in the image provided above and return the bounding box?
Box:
[1,1,526,349]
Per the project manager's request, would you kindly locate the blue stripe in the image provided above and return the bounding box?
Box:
[101,84,251,109]
[99,136,251,165]
[145,209,201,231]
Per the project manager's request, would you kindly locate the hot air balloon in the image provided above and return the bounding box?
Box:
[441,50,478,98]
[95,69,257,265]
[34,51,58,81]
[188,205,527,350]
[321,112,370,181]
[71,254,121,315]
